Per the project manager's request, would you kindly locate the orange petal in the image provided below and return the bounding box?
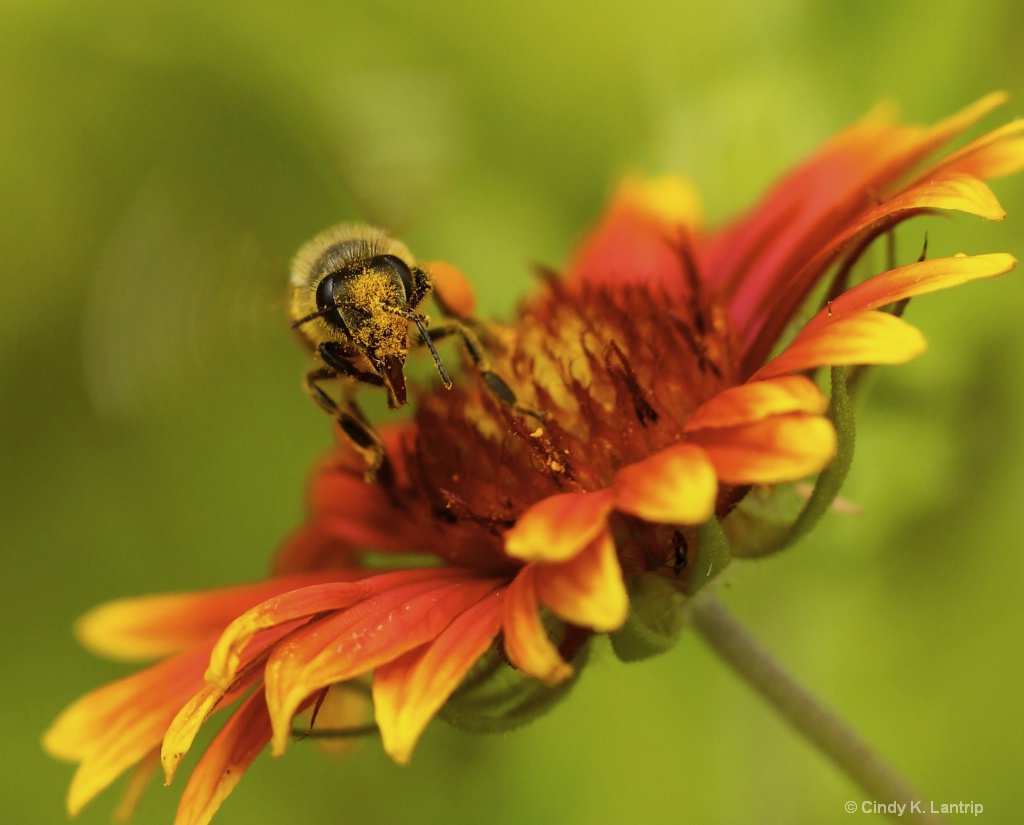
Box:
[112,748,160,824]
[685,375,827,432]
[504,489,615,562]
[205,569,449,688]
[879,171,1006,220]
[162,639,275,786]
[263,573,503,755]
[804,253,1016,334]
[612,443,717,525]
[751,311,927,381]
[501,565,573,685]
[709,94,1011,364]
[373,589,506,764]
[425,260,477,319]
[690,414,837,485]
[44,643,213,816]
[173,687,273,825]
[914,117,1024,182]
[74,573,347,662]
[534,530,628,632]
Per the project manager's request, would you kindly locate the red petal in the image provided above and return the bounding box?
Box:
[263,572,503,755]
[206,569,457,688]
[565,175,703,292]
[698,94,1010,367]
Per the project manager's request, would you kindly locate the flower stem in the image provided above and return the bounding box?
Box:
[689,595,945,823]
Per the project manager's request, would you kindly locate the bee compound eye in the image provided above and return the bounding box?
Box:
[314,273,347,329]
[371,255,415,300]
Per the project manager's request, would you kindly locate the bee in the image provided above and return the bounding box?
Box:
[289,223,522,481]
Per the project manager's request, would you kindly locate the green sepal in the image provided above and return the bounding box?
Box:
[609,574,686,662]
[438,640,589,735]
[686,516,732,594]
[723,366,856,558]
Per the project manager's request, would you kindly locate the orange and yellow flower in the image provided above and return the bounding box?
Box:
[45,94,1023,825]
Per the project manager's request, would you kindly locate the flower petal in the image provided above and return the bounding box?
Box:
[263,573,503,755]
[373,589,506,764]
[44,643,213,816]
[173,687,273,825]
[162,621,291,785]
[882,171,1006,220]
[565,174,704,291]
[205,569,447,688]
[612,443,717,525]
[684,375,828,432]
[74,573,346,662]
[803,253,1017,334]
[425,259,477,319]
[501,565,573,685]
[914,117,1024,182]
[504,489,615,562]
[690,414,837,485]
[534,530,629,632]
[750,311,927,381]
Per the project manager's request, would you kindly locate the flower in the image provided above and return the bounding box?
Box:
[45,94,1023,825]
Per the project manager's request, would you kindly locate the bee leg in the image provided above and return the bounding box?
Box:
[424,322,545,422]
[318,342,385,387]
[303,366,390,484]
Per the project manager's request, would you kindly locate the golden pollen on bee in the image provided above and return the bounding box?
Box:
[348,271,410,357]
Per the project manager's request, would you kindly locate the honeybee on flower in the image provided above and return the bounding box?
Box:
[45,93,1023,825]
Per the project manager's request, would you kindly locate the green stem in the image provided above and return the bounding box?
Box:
[689,595,945,824]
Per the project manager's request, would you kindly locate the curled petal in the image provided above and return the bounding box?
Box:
[504,489,615,562]
[373,589,506,764]
[690,414,837,485]
[878,172,1007,220]
[74,573,345,662]
[264,574,503,755]
[501,566,573,685]
[612,443,717,525]
[804,253,1017,333]
[534,530,629,633]
[750,311,927,381]
[173,688,273,825]
[685,375,828,432]
[162,622,287,785]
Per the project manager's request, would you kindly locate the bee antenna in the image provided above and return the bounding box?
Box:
[290,303,342,329]
[394,308,452,389]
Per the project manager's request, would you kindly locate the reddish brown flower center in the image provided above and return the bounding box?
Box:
[404,278,737,567]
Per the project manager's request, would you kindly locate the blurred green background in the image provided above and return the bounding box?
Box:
[4,1,1023,823]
